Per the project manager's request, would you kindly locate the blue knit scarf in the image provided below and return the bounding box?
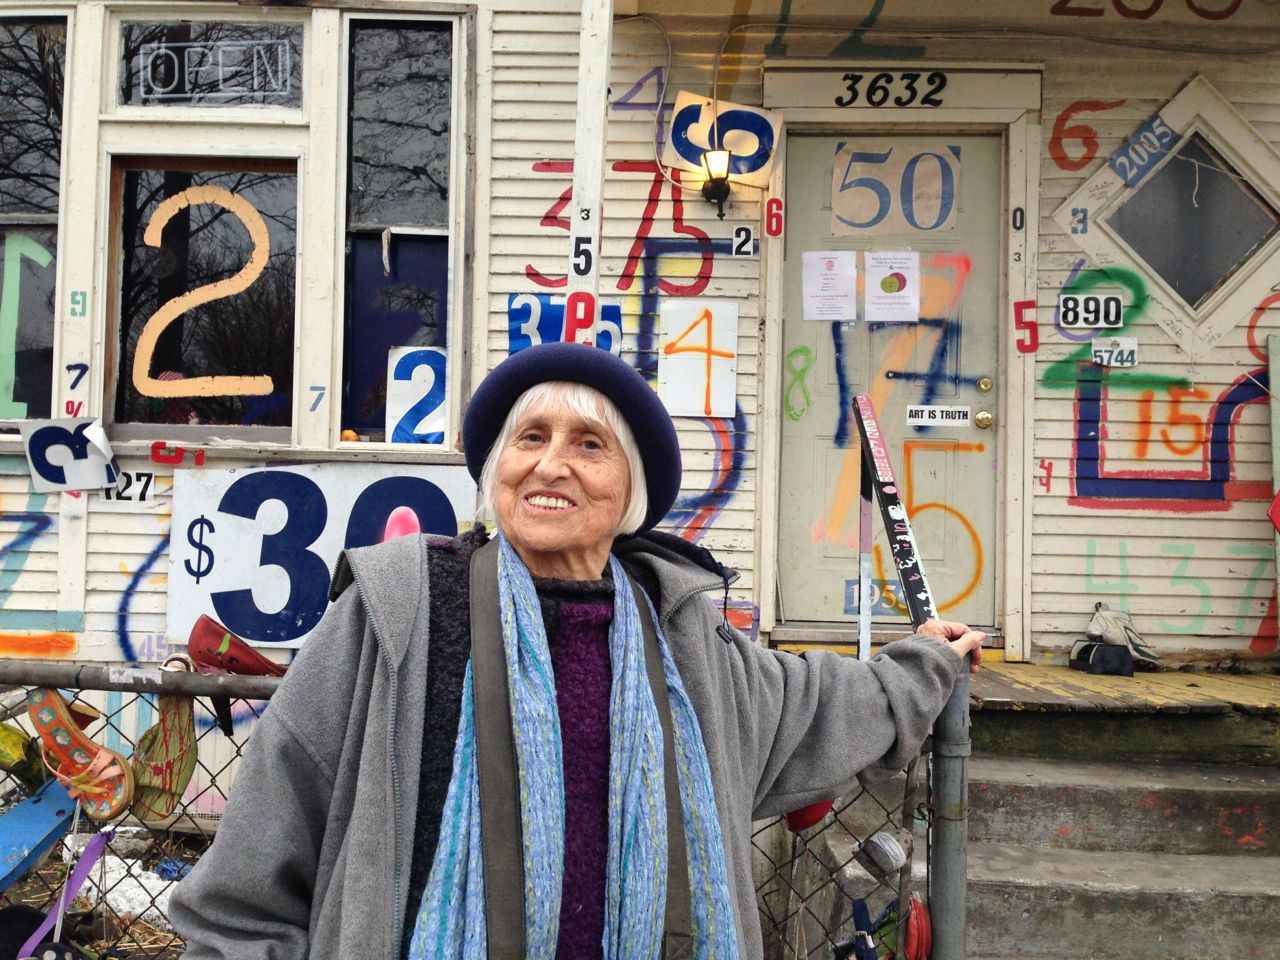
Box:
[408,534,738,960]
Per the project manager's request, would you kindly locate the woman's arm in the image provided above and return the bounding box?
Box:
[168,589,368,960]
[746,623,980,819]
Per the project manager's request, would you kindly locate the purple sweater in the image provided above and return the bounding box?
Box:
[402,533,614,960]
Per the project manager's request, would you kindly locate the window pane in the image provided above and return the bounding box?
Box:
[115,164,296,428]
[0,19,66,215]
[119,22,303,108]
[0,228,56,421]
[342,234,448,439]
[1106,134,1280,310]
[348,22,451,227]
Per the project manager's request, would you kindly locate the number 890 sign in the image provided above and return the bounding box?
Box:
[168,462,477,648]
[1058,293,1124,328]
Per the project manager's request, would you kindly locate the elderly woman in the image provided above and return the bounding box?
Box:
[170,342,982,960]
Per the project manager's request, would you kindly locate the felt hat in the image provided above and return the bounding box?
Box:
[462,343,681,533]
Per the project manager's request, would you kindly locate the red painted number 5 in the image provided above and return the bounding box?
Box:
[1013,299,1039,354]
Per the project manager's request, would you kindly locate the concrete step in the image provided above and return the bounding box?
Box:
[968,754,1280,855]
[965,840,1280,960]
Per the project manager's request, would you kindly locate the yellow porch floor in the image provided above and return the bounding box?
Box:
[773,642,1280,715]
[970,661,1280,715]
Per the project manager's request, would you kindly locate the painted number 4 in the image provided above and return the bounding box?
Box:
[659,301,738,418]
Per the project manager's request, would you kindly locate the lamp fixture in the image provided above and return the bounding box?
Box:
[701,148,732,220]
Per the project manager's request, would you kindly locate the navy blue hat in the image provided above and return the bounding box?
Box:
[463,343,681,533]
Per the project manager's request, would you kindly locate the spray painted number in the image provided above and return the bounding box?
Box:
[834,71,947,108]
[132,185,274,400]
[1050,0,1243,19]
[835,147,958,231]
[0,234,55,418]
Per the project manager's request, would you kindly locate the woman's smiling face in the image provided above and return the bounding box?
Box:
[495,399,631,580]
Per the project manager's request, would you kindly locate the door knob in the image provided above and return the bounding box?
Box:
[975,410,994,429]
[976,376,994,393]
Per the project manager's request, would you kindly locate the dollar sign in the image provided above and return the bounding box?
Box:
[185,515,216,584]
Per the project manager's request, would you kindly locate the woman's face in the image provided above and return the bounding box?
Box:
[495,400,631,580]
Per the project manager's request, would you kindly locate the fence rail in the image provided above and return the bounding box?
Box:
[2,660,965,959]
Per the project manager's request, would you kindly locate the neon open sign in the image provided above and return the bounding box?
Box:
[139,40,292,101]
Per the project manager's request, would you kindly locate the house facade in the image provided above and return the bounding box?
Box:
[2,0,1279,679]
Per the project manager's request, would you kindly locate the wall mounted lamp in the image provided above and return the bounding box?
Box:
[701,148,732,220]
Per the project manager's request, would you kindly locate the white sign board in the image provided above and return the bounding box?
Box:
[802,250,858,321]
[865,251,921,323]
[1092,337,1139,367]
[385,346,447,444]
[662,90,782,188]
[831,142,960,236]
[657,299,738,418]
[168,462,476,649]
[906,405,971,427]
[18,418,118,493]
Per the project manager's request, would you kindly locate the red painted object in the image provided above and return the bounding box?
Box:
[188,615,286,678]
[785,799,833,832]
[1267,490,1280,534]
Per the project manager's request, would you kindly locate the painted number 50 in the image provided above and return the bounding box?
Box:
[835,147,959,231]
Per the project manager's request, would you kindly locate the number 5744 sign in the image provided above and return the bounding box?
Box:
[168,462,476,648]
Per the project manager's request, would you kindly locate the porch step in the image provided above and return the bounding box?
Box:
[968,754,1280,855]
[965,841,1280,960]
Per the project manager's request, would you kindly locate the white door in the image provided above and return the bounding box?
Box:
[777,134,1002,630]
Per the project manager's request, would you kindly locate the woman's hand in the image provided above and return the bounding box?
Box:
[914,619,984,674]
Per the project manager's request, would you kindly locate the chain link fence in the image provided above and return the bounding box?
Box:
[2,665,936,959]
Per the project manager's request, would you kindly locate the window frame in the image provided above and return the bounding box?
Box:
[83,2,476,458]
[332,11,470,455]
[0,10,72,432]
[1052,76,1280,357]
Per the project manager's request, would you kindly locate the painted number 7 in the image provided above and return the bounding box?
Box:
[663,308,735,416]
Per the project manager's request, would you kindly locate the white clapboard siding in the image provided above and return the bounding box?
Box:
[486,8,763,614]
[0,454,65,650]
[1018,36,1280,662]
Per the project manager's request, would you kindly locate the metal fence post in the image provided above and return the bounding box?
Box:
[930,667,971,960]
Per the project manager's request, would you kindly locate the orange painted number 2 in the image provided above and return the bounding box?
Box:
[662,308,734,416]
[132,185,274,399]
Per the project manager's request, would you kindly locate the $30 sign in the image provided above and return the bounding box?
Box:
[168,462,477,648]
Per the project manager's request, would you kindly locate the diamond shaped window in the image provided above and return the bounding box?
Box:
[1106,134,1280,310]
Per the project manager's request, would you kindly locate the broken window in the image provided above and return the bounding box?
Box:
[341,21,454,443]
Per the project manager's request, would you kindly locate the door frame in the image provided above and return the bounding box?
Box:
[755,62,1043,660]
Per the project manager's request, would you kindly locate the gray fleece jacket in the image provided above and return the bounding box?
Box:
[169,531,963,959]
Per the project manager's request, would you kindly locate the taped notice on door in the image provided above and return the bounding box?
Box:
[906,405,970,427]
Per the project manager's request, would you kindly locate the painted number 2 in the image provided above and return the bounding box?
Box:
[133,186,274,399]
[389,348,446,444]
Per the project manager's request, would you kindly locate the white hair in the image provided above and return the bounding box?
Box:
[477,381,649,536]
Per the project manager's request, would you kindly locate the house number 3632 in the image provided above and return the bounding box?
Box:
[835,71,947,109]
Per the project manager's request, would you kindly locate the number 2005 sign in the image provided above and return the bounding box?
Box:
[1058,294,1124,328]
[168,462,476,649]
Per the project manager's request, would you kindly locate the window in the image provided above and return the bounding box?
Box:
[341,20,454,444]
[110,159,297,438]
[1106,134,1280,310]
[0,18,66,424]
